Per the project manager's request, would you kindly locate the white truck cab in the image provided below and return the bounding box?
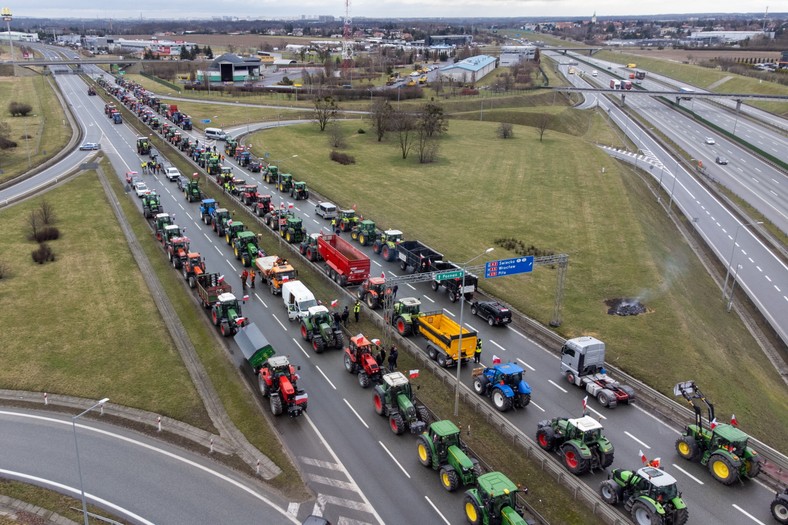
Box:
[282,281,317,321]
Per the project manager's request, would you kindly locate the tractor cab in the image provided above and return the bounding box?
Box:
[364,277,386,296]
[636,467,679,502]
[349,334,375,359]
[154,213,174,232]
[382,371,413,400]
[186,253,204,271]
[285,216,304,231]
[162,224,182,243]
[474,472,524,523]
[491,363,524,387]
[357,219,376,235]
[710,425,750,457]
[278,173,293,192]
[426,420,462,462]
[394,297,422,317]
[567,416,604,443]
[267,355,295,384]
[307,305,333,328]
[224,138,238,156]
[339,209,357,221]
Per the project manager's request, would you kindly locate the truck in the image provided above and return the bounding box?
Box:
[430,261,478,302]
[210,292,248,337]
[373,371,429,435]
[463,472,528,525]
[299,305,344,353]
[415,311,477,368]
[472,363,532,411]
[233,230,264,267]
[396,240,443,273]
[610,79,621,90]
[417,420,482,492]
[343,334,384,388]
[317,234,370,286]
[234,323,308,417]
[372,229,403,262]
[560,336,636,408]
[282,280,318,321]
[195,273,232,308]
[256,255,298,296]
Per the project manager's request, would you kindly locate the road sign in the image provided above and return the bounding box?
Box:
[201,119,211,123]
[485,257,534,279]
[435,270,463,281]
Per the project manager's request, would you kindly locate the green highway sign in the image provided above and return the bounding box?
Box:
[435,270,463,281]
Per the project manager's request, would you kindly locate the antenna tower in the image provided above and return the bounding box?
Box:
[342,0,353,78]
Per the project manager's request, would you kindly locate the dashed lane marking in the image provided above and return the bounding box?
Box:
[671,464,704,485]
[624,431,650,449]
[315,366,336,390]
[343,398,368,429]
[378,441,410,479]
[548,380,567,393]
[516,358,535,371]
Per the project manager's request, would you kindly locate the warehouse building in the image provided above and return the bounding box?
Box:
[439,54,498,83]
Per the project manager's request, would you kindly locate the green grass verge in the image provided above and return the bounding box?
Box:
[0,74,72,183]
[246,120,788,450]
[0,171,210,428]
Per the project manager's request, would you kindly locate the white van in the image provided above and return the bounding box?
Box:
[315,202,338,220]
[205,127,227,141]
[282,281,318,321]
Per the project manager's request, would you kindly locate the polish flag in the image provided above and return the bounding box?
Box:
[371,339,381,346]
[242,295,249,301]
[710,418,718,429]
[731,414,738,427]
[492,355,501,365]
[330,299,339,308]
[409,370,419,379]
[381,272,385,279]
[582,396,588,413]
[288,202,294,209]
[217,275,225,283]
[639,450,648,464]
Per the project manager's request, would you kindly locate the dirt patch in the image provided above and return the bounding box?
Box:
[605,298,647,316]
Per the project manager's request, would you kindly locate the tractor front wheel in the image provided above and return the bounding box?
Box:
[440,466,460,492]
[562,443,590,475]
[270,395,283,416]
[359,234,367,246]
[381,245,390,259]
[492,389,512,412]
[464,496,482,525]
[630,501,658,525]
[358,372,370,388]
[771,496,788,524]
[350,230,358,240]
[344,353,356,373]
[675,436,700,461]
[416,438,433,468]
[389,413,405,435]
[708,454,738,485]
[536,426,556,451]
[599,480,620,505]
[373,392,386,416]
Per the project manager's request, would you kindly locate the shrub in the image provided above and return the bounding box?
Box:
[357,128,366,134]
[497,122,514,139]
[8,101,33,117]
[330,150,356,165]
[34,226,60,242]
[31,243,55,264]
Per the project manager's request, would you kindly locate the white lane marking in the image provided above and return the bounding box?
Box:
[185,212,193,220]
[225,259,238,272]
[343,398,369,429]
[272,313,287,331]
[586,405,607,420]
[372,260,382,267]
[313,219,320,224]
[748,257,754,263]
[293,338,311,359]
[387,271,397,277]
[491,340,506,352]
[671,463,705,484]
[548,380,567,393]
[303,213,310,218]
[516,358,535,371]
[254,293,268,308]
[765,275,772,282]
[529,400,546,412]
[178,203,184,210]
[204,232,212,241]
[624,431,651,449]
[306,473,358,492]
[422,295,435,303]
[406,283,415,290]
[465,323,478,332]
[0,412,299,523]
[775,285,781,292]
[314,366,337,390]
[443,309,456,318]
[424,496,451,525]
[633,405,682,435]
[378,441,410,478]
[756,266,762,272]
[732,504,765,524]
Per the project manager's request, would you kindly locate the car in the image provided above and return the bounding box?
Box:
[134,182,150,198]
[176,176,190,191]
[705,137,715,145]
[591,70,598,77]
[125,171,139,184]
[79,142,100,150]
[165,167,181,182]
[470,300,513,327]
[716,156,729,165]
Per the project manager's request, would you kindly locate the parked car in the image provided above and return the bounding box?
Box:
[470,300,513,327]
[716,156,729,165]
[79,142,100,150]
[165,167,181,182]
[134,182,150,198]
[705,137,715,145]
[176,176,190,191]
[125,171,139,184]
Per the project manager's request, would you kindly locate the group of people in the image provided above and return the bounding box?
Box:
[240,268,257,288]
[375,345,399,372]
[331,301,362,329]
[141,160,164,175]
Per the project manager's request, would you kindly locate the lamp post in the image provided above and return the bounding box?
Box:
[72,397,109,525]
[727,264,743,312]
[454,247,494,417]
[722,221,762,303]
[2,7,13,77]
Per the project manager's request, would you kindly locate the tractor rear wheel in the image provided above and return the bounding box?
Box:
[299,244,306,255]
[599,450,615,468]
[515,393,531,408]
[381,245,390,259]
[366,295,377,309]
[708,454,738,485]
[300,324,309,341]
[417,406,430,425]
[220,323,230,337]
[389,413,405,435]
[416,436,432,467]
[312,337,325,354]
[599,479,620,505]
[473,376,489,395]
[395,317,410,336]
[440,466,460,492]
[373,392,387,416]
[562,443,590,475]
[771,496,788,524]
[182,268,189,281]
[630,501,658,525]
[258,376,270,397]
[373,242,382,254]
[675,436,700,461]
[492,389,512,412]
[358,372,370,388]
[464,496,482,525]
[211,310,219,326]
[270,395,283,416]
[306,247,315,261]
[344,353,356,373]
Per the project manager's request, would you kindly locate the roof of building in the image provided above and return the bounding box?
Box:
[209,53,262,70]
[440,55,497,73]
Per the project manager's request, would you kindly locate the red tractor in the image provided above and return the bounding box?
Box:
[357,277,390,309]
[254,194,274,217]
[181,252,205,288]
[258,355,308,417]
[166,236,190,269]
[343,334,384,388]
[240,184,260,206]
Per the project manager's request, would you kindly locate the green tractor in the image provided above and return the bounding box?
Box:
[263,165,279,184]
[373,371,429,435]
[212,208,232,236]
[224,138,238,157]
[536,415,615,475]
[673,381,760,485]
[299,305,344,353]
[417,420,482,492]
[184,180,203,203]
[278,173,293,193]
[153,213,175,241]
[224,221,247,245]
[600,466,689,525]
[299,233,322,262]
[210,292,248,337]
[233,231,264,267]
[207,156,221,176]
[338,209,359,232]
[463,472,528,525]
[280,216,306,244]
[136,136,151,155]
[142,193,162,218]
[386,297,422,336]
[290,181,309,200]
[350,219,377,246]
[372,229,403,262]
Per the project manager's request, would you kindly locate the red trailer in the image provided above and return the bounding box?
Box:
[317,233,370,286]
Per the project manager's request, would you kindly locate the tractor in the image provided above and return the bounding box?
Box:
[224,221,247,246]
[136,137,151,155]
[233,230,264,267]
[536,416,615,475]
[278,173,293,193]
[417,420,482,492]
[257,354,308,417]
[237,151,251,167]
[350,219,377,246]
[263,165,279,184]
[240,185,259,206]
[373,371,429,435]
[166,235,190,269]
[224,138,238,157]
[207,156,221,176]
[299,305,344,353]
[387,297,422,336]
[599,466,689,525]
[290,181,309,200]
[153,213,175,241]
[264,209,285,231]
[254,194,274,217]
[357,277,389,309]
[673,381,760,485]
[210,292,248,337]
[217,166,234,186]
[772,488,788,524]
[299,233,323,262]
[142,193,162,218]
[181,252,205,288]
[181,116,192,130]
[343,334,384,388]
[160,224,183,247]
[472,363,532,412]
[463,472,528,525]
[280,216,306,244]
[372,229,403,262]
[212,208,232,236]
[184,180,203,203]
[199,199,217,225]
[338,209,359,232]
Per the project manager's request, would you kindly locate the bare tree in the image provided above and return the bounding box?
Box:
[419,102,448,138]
[328,122,346,149]
[391,110,416,160]
[27,209,40,241]
[369,98,393,142]
[38,199,57,225]
[314,96,339,132]
[416,125,439,164]
[536,113,552,142]
[497,122,514,139]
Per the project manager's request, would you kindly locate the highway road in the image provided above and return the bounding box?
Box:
[0,408,296,525]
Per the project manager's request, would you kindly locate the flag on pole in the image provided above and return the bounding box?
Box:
[371,338,381,346]
[710,418,718,429]
[639,450,647,464]
[649,458,661,468]
[288,202,294,209]
[582,395,588,413]
[242,295,249,301]
[731,414,738,427]
[217,275,225,283]
[492,355,501,365]
[330,299,339,308]
[409,370,419,379]
[381,272,385,279]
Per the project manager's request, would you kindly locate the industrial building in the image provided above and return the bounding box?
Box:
[197,53,262,83]
[439,54,497,83]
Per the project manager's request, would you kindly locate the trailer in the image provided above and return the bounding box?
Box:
[195,273,232,309]
[416,311,478,367]
[560,336,636,408]
[395,240,443,273]
[430,260,478,302]
[317,234,370,286]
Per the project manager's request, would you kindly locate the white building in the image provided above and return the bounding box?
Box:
[0,30,40,43]
[439,55,498,83]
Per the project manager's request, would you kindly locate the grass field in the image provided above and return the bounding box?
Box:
[0,74,72,183]
[0,171,211,429]
[0,479,127,524]
[246,119,788,449]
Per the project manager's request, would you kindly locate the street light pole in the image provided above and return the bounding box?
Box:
[722,221,762,302]
[72,397,109,525]
[727,264,743,312]
[454,248,494,417]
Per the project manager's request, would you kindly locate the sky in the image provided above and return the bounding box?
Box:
[8,1,783,21]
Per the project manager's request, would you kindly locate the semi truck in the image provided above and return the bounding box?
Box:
[395,240,443,273]
[560,336,636,408]
[416,311,478,367]
[317,234,370,286]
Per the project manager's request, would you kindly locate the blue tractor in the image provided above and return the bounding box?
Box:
[472,362,531,412]
[199,198,217,225]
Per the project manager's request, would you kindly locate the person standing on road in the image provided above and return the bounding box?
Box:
[341,306,349,327]
[392,284,398,299]
[241,269,249,288]
[474,338,482,364]
[353,300,361,323]
[141,161,147,174]
[333,311,342,330]
[388,346,398,372]
[249,268,256,288]
[377,346,387,367]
